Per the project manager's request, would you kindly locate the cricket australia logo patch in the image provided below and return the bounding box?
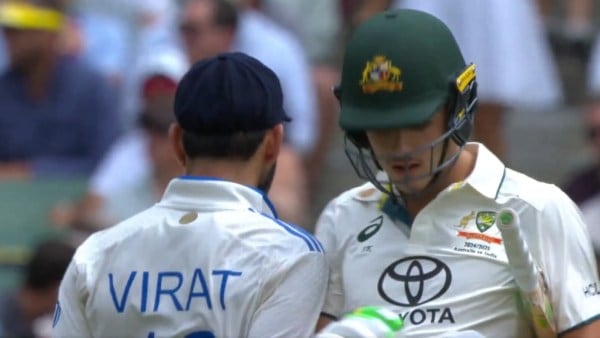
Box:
[475,211,496,233]
[360,55,403,93]
[452,210,508,263]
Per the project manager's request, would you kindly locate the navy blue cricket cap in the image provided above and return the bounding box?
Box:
[174,52,291,134]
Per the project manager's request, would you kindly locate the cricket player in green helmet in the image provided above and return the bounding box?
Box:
[315,8,600,338]
[336,8,477,198]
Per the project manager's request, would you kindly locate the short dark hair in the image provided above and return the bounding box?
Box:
[212,0,238,29]
[24,239,75,290]
[179,0,238,29]
[182,130,266,160]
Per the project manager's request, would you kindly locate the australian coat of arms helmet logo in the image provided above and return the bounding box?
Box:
[360,55,403,93]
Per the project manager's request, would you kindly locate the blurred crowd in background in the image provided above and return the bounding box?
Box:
[1,0,600,336]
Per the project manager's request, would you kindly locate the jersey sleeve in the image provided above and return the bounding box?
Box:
[535,187,600,334]
[247,251,328,338]
[314,199,345,319]
[52,260,92,338]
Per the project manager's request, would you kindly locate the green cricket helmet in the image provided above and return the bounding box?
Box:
[335,9,478,195]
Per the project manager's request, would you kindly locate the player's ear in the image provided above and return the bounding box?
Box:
[262,123,284,164]
[168,123,187,167]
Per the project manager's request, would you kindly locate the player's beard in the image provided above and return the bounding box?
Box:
[257,162,277,194]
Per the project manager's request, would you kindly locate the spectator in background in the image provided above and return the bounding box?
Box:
[340,0,390,29]
[0,239,75,338]
[83,85,183,234]
[88,49,189,200]
[0,0,129,108]
[563,99,600,266]
[1,5,131,78]
[77,85,183,232]
[68,0,179,127]
[564,101,600,206]
[585,31,600,97]
[576,17,600,212]
[0,0,120,179]
[57,3,130,127]
[50,48,188,237]
[538,0,597,59]
[62,5,129,85]
[252,0,343,188]
[255,0,342,66]
[570,23,600,273]
[0,32,6,72]
[73,0,178,47]
[177,0,313,227]
[393,0,563,160]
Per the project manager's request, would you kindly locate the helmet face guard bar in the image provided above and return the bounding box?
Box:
[340,64,478,198]
[343,127,464,198]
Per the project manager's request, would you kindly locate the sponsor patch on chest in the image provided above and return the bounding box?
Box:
[450,211,508,263]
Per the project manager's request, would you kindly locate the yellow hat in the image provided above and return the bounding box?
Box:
[0,1,64,31]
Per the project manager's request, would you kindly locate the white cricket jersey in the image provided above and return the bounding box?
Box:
[315,143,600,338]
[53,177,328,338]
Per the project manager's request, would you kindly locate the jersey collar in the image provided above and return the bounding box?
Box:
[158,176,279,219]
[351,143,507,203]
[460,142,507,200]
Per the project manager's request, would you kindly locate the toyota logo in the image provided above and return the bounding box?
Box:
[378,256,452,306]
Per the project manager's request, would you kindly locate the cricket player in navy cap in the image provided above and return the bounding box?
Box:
[53,52,328,338]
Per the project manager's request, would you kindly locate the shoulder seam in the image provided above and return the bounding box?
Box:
[251,209,323,253]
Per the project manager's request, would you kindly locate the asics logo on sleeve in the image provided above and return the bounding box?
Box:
[357,216,384,242]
